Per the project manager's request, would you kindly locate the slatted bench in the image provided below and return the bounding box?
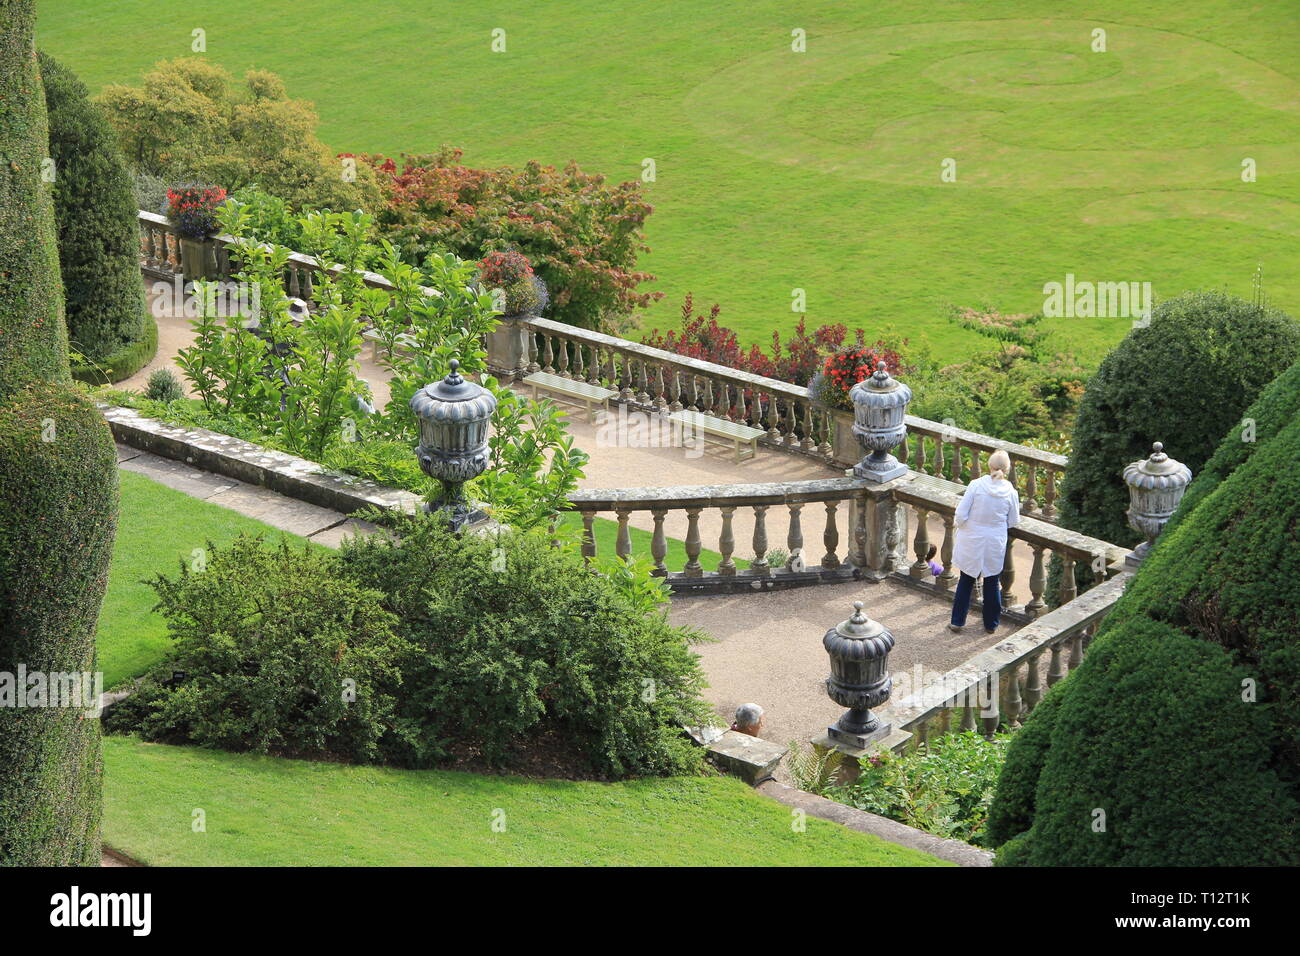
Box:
[668,410,765,463]
[362,328,417,361]
[523,371,617,423]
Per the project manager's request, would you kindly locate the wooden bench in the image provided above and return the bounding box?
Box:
[523,371,617,423]
[363,328,417,362]
[668,410,765,463]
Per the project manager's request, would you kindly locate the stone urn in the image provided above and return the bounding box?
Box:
[179,236,219,282]
[410,359,498,531]
[1123,441,1192,567]
[850,362,912,481]
[823,600,895,749]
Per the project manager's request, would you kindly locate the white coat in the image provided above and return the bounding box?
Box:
[952,475,1020,578]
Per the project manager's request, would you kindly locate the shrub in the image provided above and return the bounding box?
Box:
[145,367,184,403]
[1055,290,1299,549]
[997,618,1297,866]
[0,1,119,864]
[108,537,410,762]
[336,514,711,776]
[39,51,149,368]
[983,687,1063,848]
[831,731,1009,846]
[97,59,380,214]
[363,148,659,330]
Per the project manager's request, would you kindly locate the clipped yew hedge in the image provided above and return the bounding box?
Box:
[1056,291,1299,550]
[40,50,150,374]
[0,0,119,865]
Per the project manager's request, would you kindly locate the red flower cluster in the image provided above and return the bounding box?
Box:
[167,185,227,239]
[820,345,901,397]
[479,249,533,288]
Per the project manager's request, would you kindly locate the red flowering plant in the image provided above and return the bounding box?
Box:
[479,249,548,317]
[807,342,905,412]
[167,184,228,239]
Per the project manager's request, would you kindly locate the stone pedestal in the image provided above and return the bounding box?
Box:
[850,475,912,582]
[486,314,533,383]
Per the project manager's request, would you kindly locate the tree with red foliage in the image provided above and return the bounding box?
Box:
[361,148,661,330]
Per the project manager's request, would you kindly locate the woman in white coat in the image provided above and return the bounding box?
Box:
[948,449,1020,634]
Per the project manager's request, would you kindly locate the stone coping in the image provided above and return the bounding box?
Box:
[100,404,423,517]
[756,780,993,867]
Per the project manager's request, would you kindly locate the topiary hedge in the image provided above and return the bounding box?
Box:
[0,1,119,865]
[993,617,1297,866]
[1055,290,1299,550]
[990,401,1300,864]
[40,50,150,373]
[70,312,157,385]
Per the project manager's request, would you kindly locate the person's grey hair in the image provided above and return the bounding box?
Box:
[988,449,1011,481]
[735,702,764,728]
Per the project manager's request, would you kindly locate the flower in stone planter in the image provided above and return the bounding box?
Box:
[479,249,547,317]
[166,184,227,239]
[808,343,903,411]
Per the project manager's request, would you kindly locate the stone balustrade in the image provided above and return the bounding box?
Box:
[873,571,1131,752]
[566,476,912,593]
[521,317,1068,520]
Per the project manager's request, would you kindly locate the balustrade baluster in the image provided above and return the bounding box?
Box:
[1043,469,1058,520]
[1004,662,1023,728]
[934,438,946,480]
[684,508,704,577]
[1024,464,1039,517]
[980,673,1000,738]
[1023,649,1044,716]
[685,375,700,412]
[800,403,815,451]
[1068,630,1084,672]
[718,382,732,421]
[914,434,928,475]
[557,338,571,378]
[939,513,957,590]
[897,433,910,464]
[818,409,833,458]
[752,505,770,575]
[614,510,631,563]
[735,385,749,427]
[580,511,596,564]
[542,335,555,374]
[1026,544,1047,617]
[786,503,804,570]
[1001,539,1017,607]
[650,509,668,576]
[968,445,981,480]
[910,507,930,579]
[1059,554,1078,605]
[822,501,841,569]
[620,354,634,401]
[635,360,651,404]
[1047,640,1067,686]
[668,369,683,412]
[718,507,737,576]
[766,394,782,442]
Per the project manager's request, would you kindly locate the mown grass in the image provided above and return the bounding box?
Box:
[38,0,1300,359]
[98,469,319,688]
[102,737,946,866]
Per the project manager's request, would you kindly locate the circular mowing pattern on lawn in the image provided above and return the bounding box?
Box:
[684,19,1300,194]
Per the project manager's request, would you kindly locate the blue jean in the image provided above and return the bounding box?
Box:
[951,572,1001,630]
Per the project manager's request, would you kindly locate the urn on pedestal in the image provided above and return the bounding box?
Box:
[1123,441,1192,567]
[850,362,912,482]
[823,600,895,749]
[410,359,498,531]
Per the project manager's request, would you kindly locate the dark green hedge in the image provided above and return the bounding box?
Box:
[991,403,1300,864]
[998,617,1297,866]
[0,1,118,866]
[71,312,157,385]
[1056,290,1299,549]
[0,1,67,397]
[0,382,119,865]
[40,51,148,366]
[983,684,1062,849]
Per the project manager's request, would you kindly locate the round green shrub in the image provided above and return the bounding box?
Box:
[1056,290,1299,549]
[107,536,411,762]
[1012,617,1297,866]
[145,366,185,403]
[39,51,148,370]
[336,514,711,777]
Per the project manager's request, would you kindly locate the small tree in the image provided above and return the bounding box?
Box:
[97,58,380,213]
[39,51,149,368]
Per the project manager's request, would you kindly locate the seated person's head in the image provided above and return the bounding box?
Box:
[733,702,764,736]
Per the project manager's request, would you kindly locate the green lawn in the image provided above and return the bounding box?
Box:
[99,470,318,689]
[102,736,944,865]
[38,1,1300,359]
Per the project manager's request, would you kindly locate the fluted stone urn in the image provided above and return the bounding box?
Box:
[824,600,895,748]
[1123,441,1192,568]
[410,359,498,531]
[850,361,912,482]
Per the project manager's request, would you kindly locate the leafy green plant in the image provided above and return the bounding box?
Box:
[786,741,844,796]
[832,732,1009,845]
[145,367,184,403]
